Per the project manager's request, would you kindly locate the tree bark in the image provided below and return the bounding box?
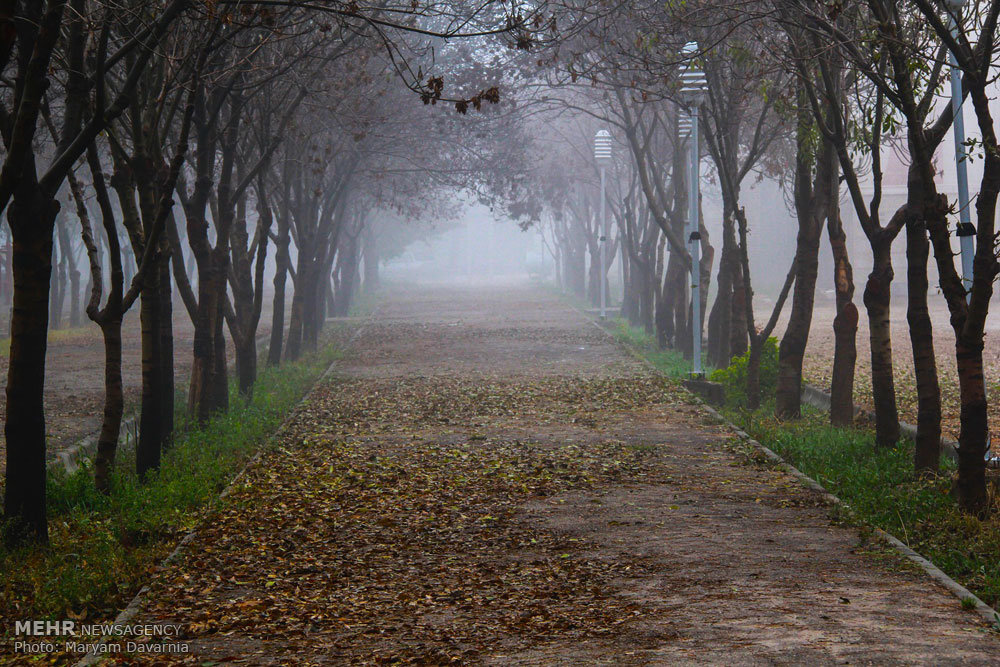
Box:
[775,134,833,419]
[49,232,65,330]
[94,319,124,492]
[284,252,310,362]
[268,189,291,366]
[729,258,747,359]
[3,195,59,545]
[707,213,737,368]
[746,341,762,410]
[137,268,162,479]
[956,343,989,514]
[827,209,857,427]
[906,204,941,473]
[158,252,174,446]
[775,222,823,418]
[363,222,379,292]
[188,260,228,423]
[863,241,901,447]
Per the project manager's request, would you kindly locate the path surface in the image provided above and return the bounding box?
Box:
[116,283,999,665]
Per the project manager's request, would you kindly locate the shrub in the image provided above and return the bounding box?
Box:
[709,336,779,407]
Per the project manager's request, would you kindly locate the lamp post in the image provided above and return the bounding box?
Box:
[679,41,708,377]
[945,0,975,298]
[594,129,613,319]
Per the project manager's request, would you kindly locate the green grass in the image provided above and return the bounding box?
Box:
[625,328,1000,611]
[0,329,347,627]
[609,318,703,379]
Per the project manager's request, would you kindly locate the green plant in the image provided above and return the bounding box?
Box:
[610,319,694,379]
[709,337,779,407]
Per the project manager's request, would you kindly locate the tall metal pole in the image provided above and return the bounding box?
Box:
[600,164,607,319]
[619,231,625,308]
[689,107,702,377]
[948,7,975,298]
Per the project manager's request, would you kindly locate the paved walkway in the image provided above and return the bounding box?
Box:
[116,283,999,665]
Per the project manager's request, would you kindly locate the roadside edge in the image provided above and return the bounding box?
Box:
[579,310,1000,632]
[74,313,376,666]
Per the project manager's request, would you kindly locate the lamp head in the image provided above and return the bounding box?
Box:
[594,129,613,165]
[679,41,707,105]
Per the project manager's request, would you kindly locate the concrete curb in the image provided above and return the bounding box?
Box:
[695,399,999,630]
[585,315,1000,632]
[74,315,376,666]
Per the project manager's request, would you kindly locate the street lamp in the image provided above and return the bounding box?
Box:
[945,0,975,299]
[679,41,708,378]
[594,129,613,319]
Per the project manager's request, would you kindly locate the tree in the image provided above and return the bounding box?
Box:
[2,0,187,546]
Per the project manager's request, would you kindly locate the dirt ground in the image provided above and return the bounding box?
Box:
[94,282,1000,664]
[0,303,274,477]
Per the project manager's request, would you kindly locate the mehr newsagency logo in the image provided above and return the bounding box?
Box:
[12,620,190,656]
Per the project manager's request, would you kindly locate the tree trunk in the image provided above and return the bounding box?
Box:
[158,253,174,446]
[729,258,748,358]
[69,265,81,327]
[586,242,601,307]
[673,266,691,356]
[363,223,379,292]
[658,255,681,349]
[906,211,941,473]
[708,212,737,368]
[698,218,715,363]
[337,243,359,317]
[285,254,310,362]
[827,212,857,427]
[137,269,162,478]
[3,196,59,546]
[564,244,586,299]
[268,208,291,366]
[188,259,227,423]
[211,294,229,412]
[956,342,989,515]
[57,214,82,328]
[746,339,762,411]
[863,242,901,447]
[235,335,256,398]
[830,303,858,426]
[49,238,65,330]
[228,208,256,398]
[94,318,124,492]
[775,210,823,419]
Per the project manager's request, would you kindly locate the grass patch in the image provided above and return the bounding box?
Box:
[608,318,695,379]
[630,332,1000,611]
[0,328,349,628]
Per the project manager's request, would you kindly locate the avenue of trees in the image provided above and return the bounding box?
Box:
[0,0,539,546]
[522,0,1000,518]
[3,0,1000,548]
